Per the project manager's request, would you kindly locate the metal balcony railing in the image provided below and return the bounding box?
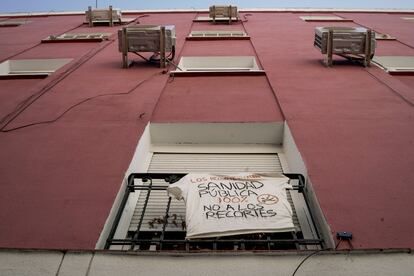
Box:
[105,173,324,251]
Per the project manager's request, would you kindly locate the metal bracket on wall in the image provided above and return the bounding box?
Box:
[159,26,166,68]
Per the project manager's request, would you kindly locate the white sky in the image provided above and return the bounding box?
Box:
[1,0,413,13]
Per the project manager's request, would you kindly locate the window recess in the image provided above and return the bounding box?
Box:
[42,32,112,43]
[0,59,72,79]
[0,20,31,27]
[186,30,249,41]
[374,32,396,40]
[300,15,353,22]
[373,56,414,75]
[170,56,265,76]
[106,153,323,251]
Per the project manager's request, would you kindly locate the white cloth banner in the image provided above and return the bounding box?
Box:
[167,173,295,239]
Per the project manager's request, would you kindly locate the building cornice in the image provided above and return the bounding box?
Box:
[0,8,413,18]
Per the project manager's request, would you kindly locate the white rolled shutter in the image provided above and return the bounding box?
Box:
[128,153,299,232]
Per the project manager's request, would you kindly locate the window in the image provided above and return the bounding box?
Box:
[194,16,239,22]
[300,15,353,22]
[375,32,396,40]
[186,30,249,40]
[103,122,324,251]
[373,56,414,74]
[170,56,265,76]
[0,20,31,27]
[0,59,72,79]
[107,154,322,251]
[42,32,112,43]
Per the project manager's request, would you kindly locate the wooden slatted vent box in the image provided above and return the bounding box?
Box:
[314,26,376,67]
[42,33,112,43]
[85,6,121,27]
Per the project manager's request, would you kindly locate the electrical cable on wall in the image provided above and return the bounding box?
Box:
[291,248,329,276]
[240,13,288,122]
[0,71,163,133]
[291,232,354,276]
[0,39,116,131]
[364,68,414,107]
[0,21,85,64]
[0,17,115,130]
[333,12,414,51]
[146,11,198,100]
[242,13,252,22]
[134,14,149,24]
[0,11,175,133]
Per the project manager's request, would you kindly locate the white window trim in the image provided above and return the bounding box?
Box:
[170,56,265,76]
[186,30,249,40]
[0,20,31,27]
[375,32,396,40]
[193,16,239,22]
[97,122,328,249]
[42,32,112,43]
[0,59,73,79]
[373,56,414,74]
[300,15,353,22]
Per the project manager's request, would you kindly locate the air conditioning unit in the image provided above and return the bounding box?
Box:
[209,5,238,23]
[85,6,121,27]
[314,27,376,67]
[118,25,176,68]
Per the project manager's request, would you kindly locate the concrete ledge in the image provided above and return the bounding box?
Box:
[0,249,413,276]
[0,8,413,18]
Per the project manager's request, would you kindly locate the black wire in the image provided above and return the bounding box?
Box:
[147,11,197,121]
[364,69,414,107]
[240,14,288,122]
[291,238,353,276]
[333,12,414,51]
[317,13,413,107]
[0,21,85,64]
[242,13,252,22]
[0,39,116,130]
[291,248,328,276]
[0,20,104,129]
[134,14,149,24]
[335,239,343,250]
[0,71,162,133]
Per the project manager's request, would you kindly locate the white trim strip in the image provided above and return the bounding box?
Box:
[0,8,413,17]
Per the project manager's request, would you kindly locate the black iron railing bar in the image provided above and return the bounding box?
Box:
[109,238,323,245]
[130,177,153,250]
[159,196,172,250]
[104,176,134,249]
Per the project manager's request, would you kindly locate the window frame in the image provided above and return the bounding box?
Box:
[41,32,112,43]
[0,58,73,79]
[299,15,353,22]
[97,122,330,251]
[170,56,265,76]
[186,30,250,41]
[0,20,31,27]
[373,56,414,75]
